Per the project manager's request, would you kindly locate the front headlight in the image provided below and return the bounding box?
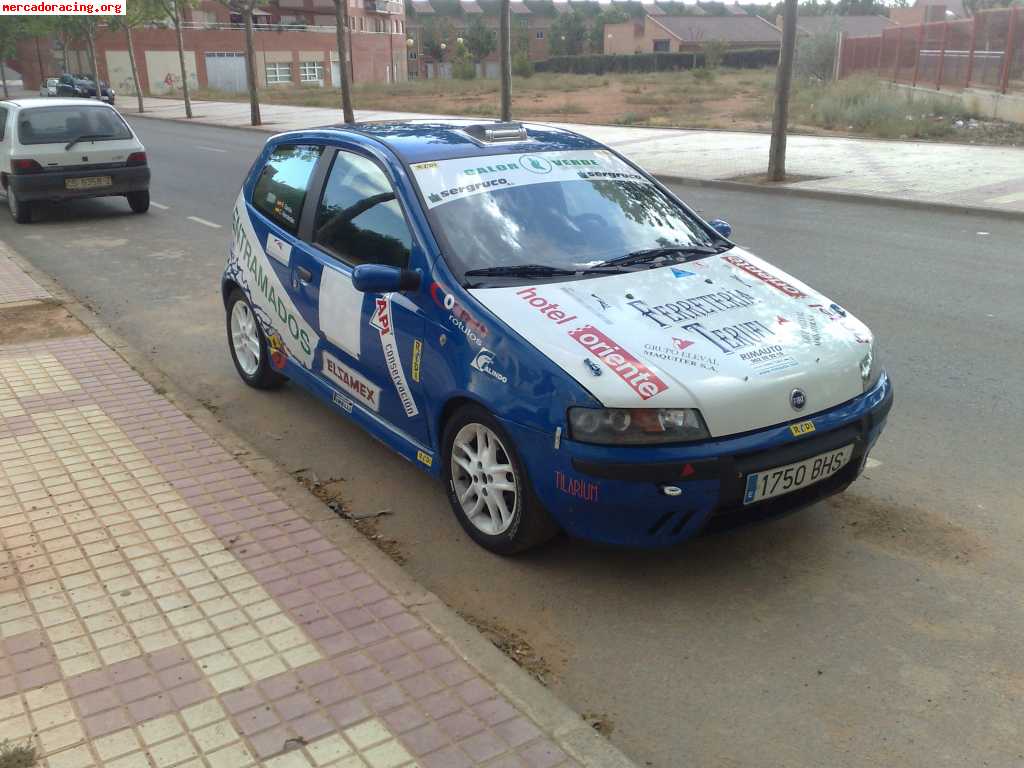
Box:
[860,344,883,392]
[568,407,709,445]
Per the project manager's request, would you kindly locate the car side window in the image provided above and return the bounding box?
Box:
[313,151,412,269]
[252,144,323,233]
[0,108,7,141]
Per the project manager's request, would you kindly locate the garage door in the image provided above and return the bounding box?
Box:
[205,52,246,93]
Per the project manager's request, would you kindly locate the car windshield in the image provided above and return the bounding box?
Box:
[18,105,131,146]
[46,78,58,86]
[411,149,718,284]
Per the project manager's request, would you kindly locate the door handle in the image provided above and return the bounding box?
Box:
[296,266,313,284]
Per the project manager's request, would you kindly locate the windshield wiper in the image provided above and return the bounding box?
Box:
[65,133,114,151]
[595,245,724,270]
[463,264,624,280]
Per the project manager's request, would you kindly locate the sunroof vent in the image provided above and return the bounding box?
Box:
[463,123,529,144]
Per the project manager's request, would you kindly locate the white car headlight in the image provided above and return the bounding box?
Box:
[860,343,883,392]
[568,407,709,445]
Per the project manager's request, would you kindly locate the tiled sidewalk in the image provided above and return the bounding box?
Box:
[0,245,51,305]
[0,305,580,764]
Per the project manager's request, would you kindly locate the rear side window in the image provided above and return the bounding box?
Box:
[0,108,7,141]
[17,106,132,146]
[252,144,323,233]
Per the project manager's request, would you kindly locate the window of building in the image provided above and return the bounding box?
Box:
[299,61,324,83]
[265,61,292,84]
[653,39,670,52]
[252,145,323,232]
[408,51,418,60]
[535,30,544,39]
[314,151,412,269]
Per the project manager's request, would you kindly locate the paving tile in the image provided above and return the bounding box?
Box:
[0,334,577,768]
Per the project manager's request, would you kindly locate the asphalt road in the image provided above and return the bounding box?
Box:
[4,116,1024,768]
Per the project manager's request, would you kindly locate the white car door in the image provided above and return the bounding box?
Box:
[0,106,11,173]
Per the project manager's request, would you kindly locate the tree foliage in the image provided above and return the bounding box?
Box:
[548,10,588,56]
[463,14,496,61]
[421,16,455,60]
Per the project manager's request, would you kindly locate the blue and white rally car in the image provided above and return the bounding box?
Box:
[223,120,892,554]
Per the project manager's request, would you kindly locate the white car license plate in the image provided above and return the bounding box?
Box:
[743,444,853,505]
[66,176,112,190]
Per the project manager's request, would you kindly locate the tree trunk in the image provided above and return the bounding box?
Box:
[1,61,8,100]
[768,0,797,182]
[87,30,101,100]
[333,0,354,123]
[34,36,45,85]
[126,25,144,113]
[243,6,261,126]
[172,0,194,119]
[498,0,511,121]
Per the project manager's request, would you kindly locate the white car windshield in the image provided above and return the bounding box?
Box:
[411,149,717,282]
[18,105,132,146]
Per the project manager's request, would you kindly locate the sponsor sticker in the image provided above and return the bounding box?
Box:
[554,470,599,503]
[332,391,354,413]
[412,150,654,209]
[627,289,757,329]
[370,295,419,418]
[643,342,719,373]
[680,319,775,355]
[265,233,292,266]
[722,254,807,299]
[430,282,488,345]
[322,351,380,412]
[515,287,579,325]
[790,420,816,437]
[411,339,423,383]
[416,450,433,467]
[470,348,508,383]
[738,344,799,376]
[671,267,695,278]
[568,325,668,400]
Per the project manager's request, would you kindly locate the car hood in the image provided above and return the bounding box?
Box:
[469,247,874,437]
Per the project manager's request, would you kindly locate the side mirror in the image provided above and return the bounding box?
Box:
[352,264,421,294]
[709,219,732,239]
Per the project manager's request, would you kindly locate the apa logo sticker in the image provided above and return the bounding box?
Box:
[369,295,418,418]
[470,348,508,383]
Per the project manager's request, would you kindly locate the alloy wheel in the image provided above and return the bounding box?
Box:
[230,299,261,376]
[450,423,519,536]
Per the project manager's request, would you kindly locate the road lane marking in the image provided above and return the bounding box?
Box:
[150,201,169,210]
[984,191,1024,205]
[187,216,222,229]
[195,145,227,153]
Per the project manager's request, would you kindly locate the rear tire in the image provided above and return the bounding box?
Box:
[127,190,149,214]
[8,187,31,224]
[226,288,286,390]
[443,404,559,555]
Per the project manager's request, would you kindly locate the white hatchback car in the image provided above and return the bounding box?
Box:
[0,98,150,223]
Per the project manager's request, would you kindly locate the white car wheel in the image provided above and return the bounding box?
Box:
[450,422,519,536]
[230,299,261,376]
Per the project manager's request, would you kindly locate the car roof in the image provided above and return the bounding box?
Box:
[275,119,605,164]
[0,97,114,109]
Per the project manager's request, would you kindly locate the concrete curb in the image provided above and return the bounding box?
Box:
[1,243,638,768]
[123,106,1024,222]
[654,174,1024,222]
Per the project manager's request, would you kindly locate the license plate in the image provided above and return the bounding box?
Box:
[66,176,111,190]
[743,444,853,505]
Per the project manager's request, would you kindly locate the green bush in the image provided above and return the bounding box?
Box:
[795,26,839,82]
[452,48,476,80]
[702,39,727,70]
[693,67,716,83]
[534,48,778,75]
[513,51,534,78]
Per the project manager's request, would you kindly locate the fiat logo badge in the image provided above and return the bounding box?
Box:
[790,389,807,411]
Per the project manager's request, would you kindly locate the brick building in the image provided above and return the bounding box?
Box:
[603,14,782,54]
[13,0,408,94]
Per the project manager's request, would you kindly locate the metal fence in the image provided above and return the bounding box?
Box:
[837,6,1023,95]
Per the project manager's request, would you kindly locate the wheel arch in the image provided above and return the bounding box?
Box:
[221,278,241,308]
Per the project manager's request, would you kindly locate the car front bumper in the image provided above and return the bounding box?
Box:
[505,372,894,548]
[9,165,149,203]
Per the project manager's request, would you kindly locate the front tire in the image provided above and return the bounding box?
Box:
[226,288,286,390]
[8,187,31,223]
[127,190,149,214]
[443,404,559,555]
